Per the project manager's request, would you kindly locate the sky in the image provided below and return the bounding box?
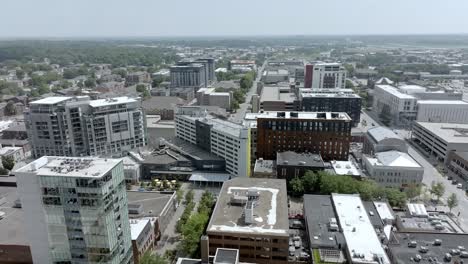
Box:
[1,0,468,38]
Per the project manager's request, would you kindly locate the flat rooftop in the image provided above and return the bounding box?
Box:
[29,96,72,105]
[0,186,27,245]
[303,195,345,248]
[16,156,121,178]
[332,193,390,264]
[244,111,351,121]
[126,191,173,218]
[417,100,468,105]
[331,160,360,176]
[389,232,468,264]
[207,177,289,236]
[376,85,416,99]
[253,159,275,174]
[277,151,324,168]
[260,86,296,103]
[181,114,247,138]
[214,248,239,264]
[130,218,151,240]
[415,122,468,143]
[365,151,422,168]
[89,96,138,107]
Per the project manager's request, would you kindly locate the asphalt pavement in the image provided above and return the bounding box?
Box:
[229,61,267,123]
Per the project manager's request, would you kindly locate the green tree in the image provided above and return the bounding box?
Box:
[84,78,96,88]
[185,190,194,204]
[2,156,15,171]
[383,188,407,208]
[139,252,168,264]
[447,193,458,212]
[16,70,25,80]
[136,84,147,93]
[430,182,445,202]
[4,101,17,116]
[404,184,422,200]
[345,80,355,89]
[289,177,304,197]
[180,212,209,258]
[357,180,378,201]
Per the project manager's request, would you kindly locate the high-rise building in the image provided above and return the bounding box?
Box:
[16,156,133,264]
[304,63,313,88]
[175,107,251,177]
[170,63,206,88]
[244,111,352,161]
[310,63,346,88]
[195,58,216,84]
[25,96,146,158]
[299,88,362,127]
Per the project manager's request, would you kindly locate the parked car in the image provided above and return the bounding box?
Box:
[294,240,302,248]
[457,183,463,189]
[452,180,458,185]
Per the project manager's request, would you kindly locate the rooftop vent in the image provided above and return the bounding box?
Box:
[298,161,306,165]
[244,201,254,224]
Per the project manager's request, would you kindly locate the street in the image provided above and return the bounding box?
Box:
[229,60,267,123]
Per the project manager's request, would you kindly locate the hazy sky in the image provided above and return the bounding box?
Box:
[2,0,468,37]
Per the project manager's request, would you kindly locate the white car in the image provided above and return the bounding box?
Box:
[457,183,463,189]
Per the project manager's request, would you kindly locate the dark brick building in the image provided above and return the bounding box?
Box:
[252,111,352,161]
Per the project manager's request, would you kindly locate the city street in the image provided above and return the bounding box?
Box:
[229,60,267,123]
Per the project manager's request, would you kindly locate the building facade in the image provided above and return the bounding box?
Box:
[446,151,468,182]
[363,126,408,155]
[175,108,250,177]
[25,96,146,158]
[125,71,151,86]
[247,112,352,161]
[196,88,231,110]
[416,100,468,123]
[372,85,418,126]
[16,157,133,264]
[170,64,206,88]
[362,151,424,188]
[299,88,362,127]
[276,151,325,181]
[130,219,155,264]
[411,122,468,163]
[311,63,346,89]
[205,178,289,264]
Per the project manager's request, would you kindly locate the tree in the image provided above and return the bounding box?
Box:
[139,252,168,264]
[404,184,422,200]
[136,84,147,93]
[345,80,355,89]
[383,188,407,208]
[289,177,304,197]
[185,190,194,204]
[430,182,445,202]
[447,193,458,212]
[4,101,17,116]
[16,70,25,80]
[180,212,209,257]
[84,78,96,88]
[2,156,15,171]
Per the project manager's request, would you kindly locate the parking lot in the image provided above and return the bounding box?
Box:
[288,220,310,262]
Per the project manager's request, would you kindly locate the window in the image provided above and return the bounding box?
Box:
[112,120,128,133]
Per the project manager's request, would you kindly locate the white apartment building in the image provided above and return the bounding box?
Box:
[311,63,346,88]
[416,100,468,123]
[25,96,146,158]
[373,85,418,125]
[16,156,133,264]
[363,150,424,188]
[175,108,250,177]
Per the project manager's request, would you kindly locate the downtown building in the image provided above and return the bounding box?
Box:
[16,156,133,264]
[175,107,251,177]
[304,62,346,88]
[244,111,352,161]
[299,88,362,126]
[170,58,216,88]
[25,96,146,158]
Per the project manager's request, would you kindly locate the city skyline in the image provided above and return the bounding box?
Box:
[2,0,468,38]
